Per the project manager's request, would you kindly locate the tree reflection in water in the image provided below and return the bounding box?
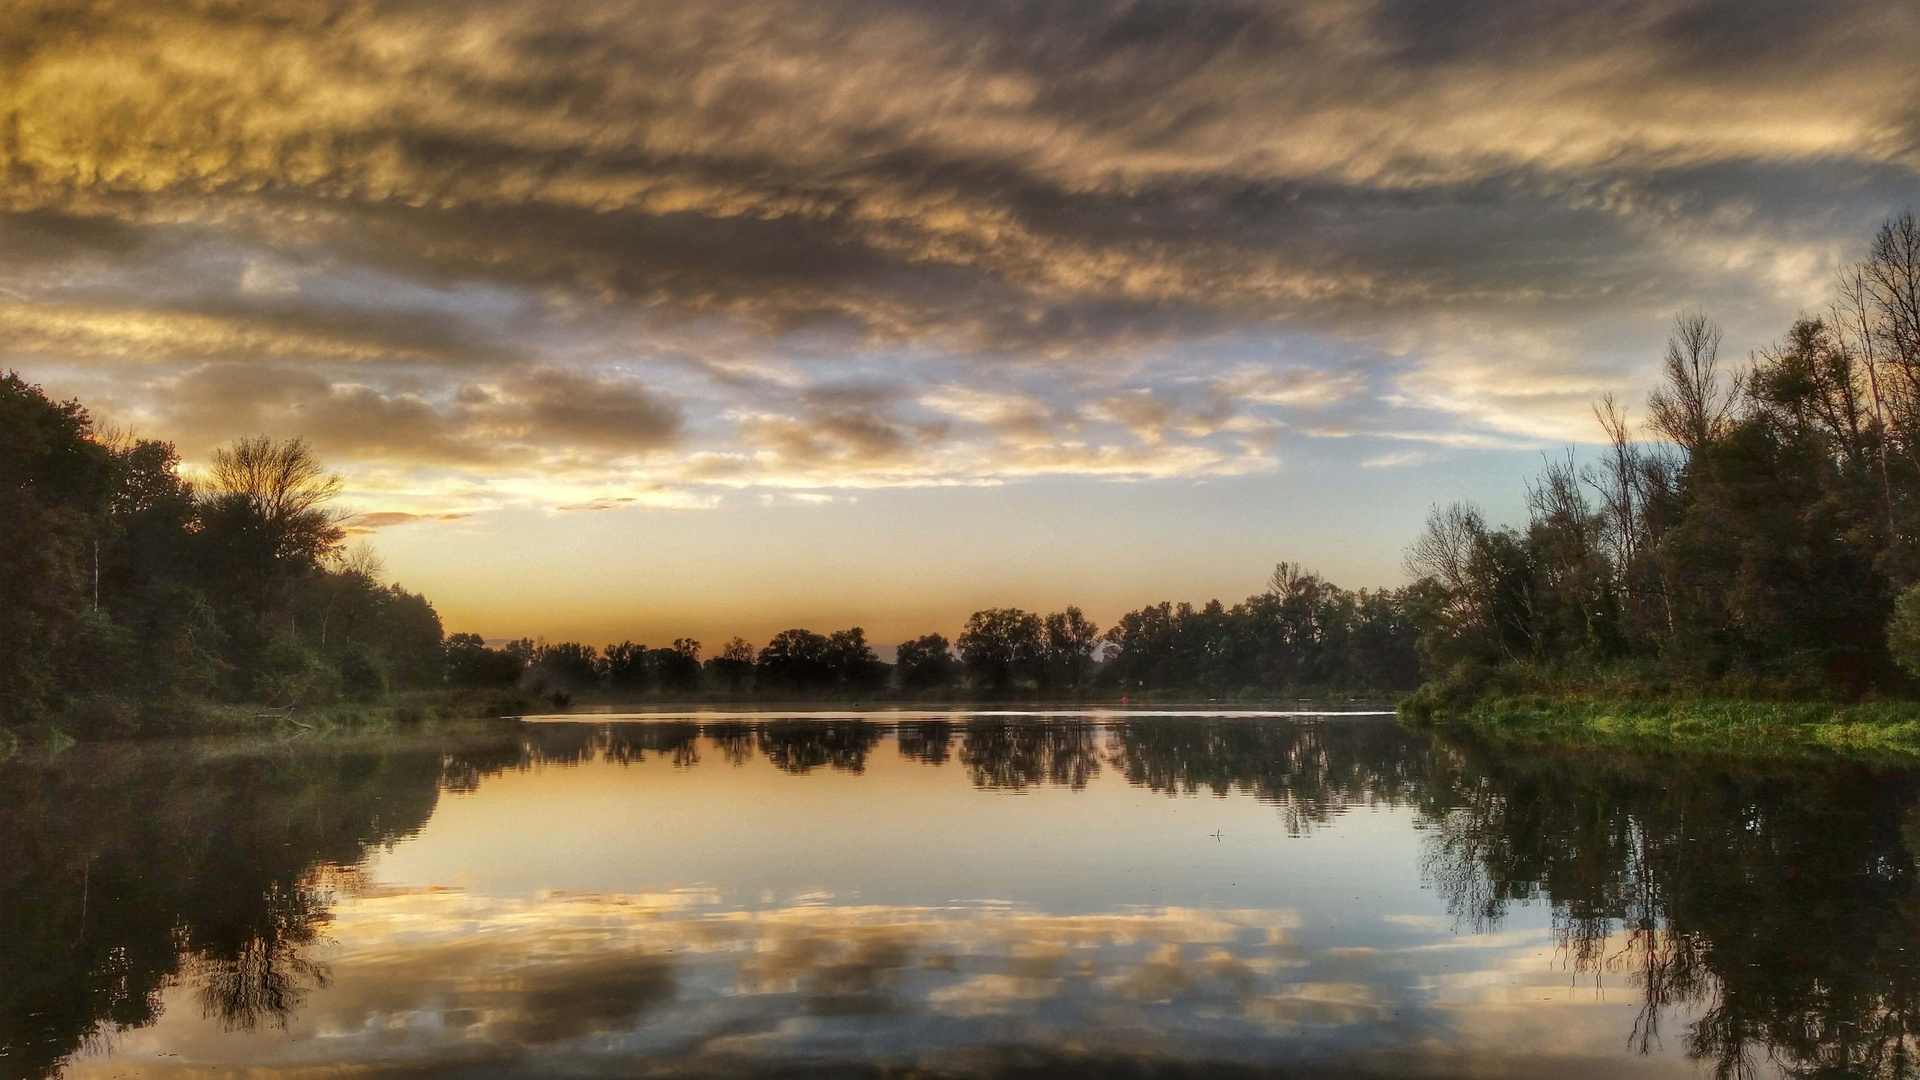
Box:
[756,719,882,774]
[190,932,329,1033]
[704,720,757,765]
[0,730,501,1080]
[11,718,1920,1080]
[895,719,953,765]
[961,718,1102,790]
[1110,718,1434,833]
[1419,735,1920,1079]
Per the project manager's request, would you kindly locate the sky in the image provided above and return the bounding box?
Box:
[3,0,1918,646]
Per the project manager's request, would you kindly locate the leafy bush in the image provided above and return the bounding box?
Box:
[1889,584,1920,678]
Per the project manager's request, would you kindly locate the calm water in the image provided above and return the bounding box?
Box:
[5,713,1917,1080]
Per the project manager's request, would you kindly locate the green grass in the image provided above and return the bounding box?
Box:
[200,690,540,732]
[1403,693,1920,759]
[8,688,540,742]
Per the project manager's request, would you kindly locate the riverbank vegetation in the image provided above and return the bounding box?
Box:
[0,373,496,736]
[1411,696,1920,758]
[1397,212,1920,746]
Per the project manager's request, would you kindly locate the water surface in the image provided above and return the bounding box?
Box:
[5,713,1915,1079]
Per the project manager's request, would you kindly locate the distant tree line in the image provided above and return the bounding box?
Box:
[442,572,1422,705]
[1404,211,1920,707]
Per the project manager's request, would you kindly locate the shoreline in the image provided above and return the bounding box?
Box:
[1404,696,1920,760]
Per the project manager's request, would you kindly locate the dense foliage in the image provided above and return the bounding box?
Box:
[1098,565,1421,698]
[1403,213,1920,708]
[0,377,443,732]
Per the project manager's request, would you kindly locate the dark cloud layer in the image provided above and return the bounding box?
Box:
[148,362,681,464]
[1,0,1915,500]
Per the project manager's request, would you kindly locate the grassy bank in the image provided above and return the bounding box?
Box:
[1402,693,1920,758]
[12,688,541,743]
[193,690,542,732]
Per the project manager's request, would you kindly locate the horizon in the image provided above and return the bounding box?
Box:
[5,0,1917,644]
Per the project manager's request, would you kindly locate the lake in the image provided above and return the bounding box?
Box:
[4,711,1914,1079]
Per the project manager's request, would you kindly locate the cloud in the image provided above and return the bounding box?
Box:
[343,511,425,532]
[1359,450,1436,469]
[738,384,950,470]
[73,883,1668,1077]
[342,510,470,533]
[1,0,1914,507]
[128,362,682,468]
[920,385,1068,444]
[8,0,1911,340]
[502,367,684,452]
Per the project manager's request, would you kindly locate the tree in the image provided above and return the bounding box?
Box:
[1889,585,1920,678]
[602,641,651,695]
[1041,607,1100,692]
[958,608,1043,696]
[530,641,599,694]
[1648,313,1736,457]
[705,637,756,692]
[895,633,958,694]
[1863,211,1920,460]
[1394,216,1920,698]
[824,627,887,693]
[1101,601,1183,692]
[758,629,831,690]
[1346,590,1422,692]
[445,633,524,688]
[0,377,455,725]
[656,638,702,692]
[197,437,345,647]
[0,374,112,721]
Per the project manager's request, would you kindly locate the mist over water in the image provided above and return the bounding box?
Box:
[7,715,1918,1079]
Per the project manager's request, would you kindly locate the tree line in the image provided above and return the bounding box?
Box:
[1401,211,1920,709]
[444,570,1421,706]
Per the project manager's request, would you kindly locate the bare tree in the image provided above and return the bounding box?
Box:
[1589,394,1643,569]
[336,542,385,582]
[1647,313,1735,455]
[1268,561,1324,603]
[1834,265,1899,519]
[1527,450,1592,540]
[1404,502,1485,596]
[1585,396,1678,641]
[206,436,345,564]
[1866,211,1920,375]
[200,436,347,631]
[1862,211,1920,484]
